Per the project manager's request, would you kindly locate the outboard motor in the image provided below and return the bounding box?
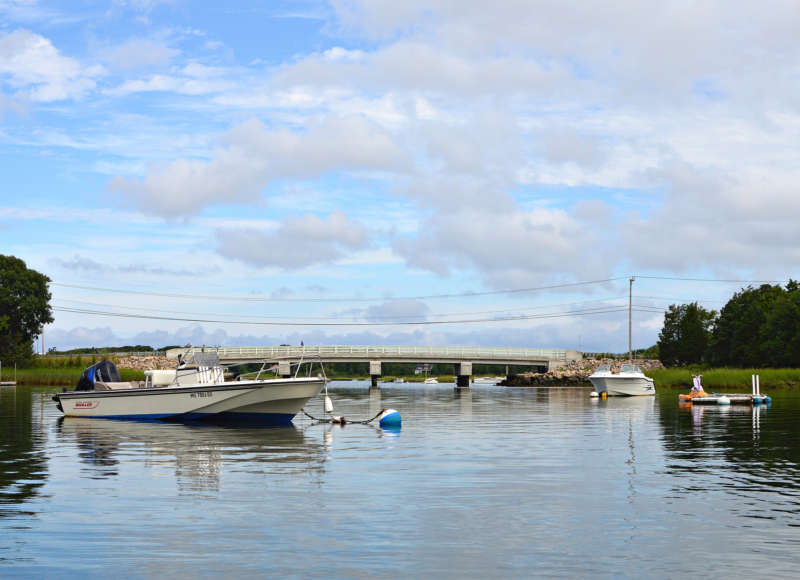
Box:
[76,360,122,391]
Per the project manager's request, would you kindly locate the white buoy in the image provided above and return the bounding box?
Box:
[589,391,599,398]
[324,395,334,413]
[717,396,731,406]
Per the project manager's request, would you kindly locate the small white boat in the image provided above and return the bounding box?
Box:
[588,364,655,396]
[473,377,503,385]
[53,356,325,425]
[424,377,438,384]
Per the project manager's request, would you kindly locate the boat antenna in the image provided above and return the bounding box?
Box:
[629,276,635,362]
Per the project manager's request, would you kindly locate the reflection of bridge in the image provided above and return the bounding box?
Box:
[167,345,582,388]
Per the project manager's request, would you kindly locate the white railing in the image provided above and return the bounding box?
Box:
[171,345,572,364]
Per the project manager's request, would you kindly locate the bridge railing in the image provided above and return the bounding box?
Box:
[172,345,571,363]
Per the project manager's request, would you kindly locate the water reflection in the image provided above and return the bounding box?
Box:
[455,387,472,418]
[659,391,800,522]
[0,387,49,518]
[56,417,326,492]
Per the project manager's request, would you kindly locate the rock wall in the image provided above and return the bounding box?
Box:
[116,355,177,371]
[503,358,663,386]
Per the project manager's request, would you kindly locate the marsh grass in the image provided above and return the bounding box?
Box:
[9,364,145,386]
[647,367,800,390]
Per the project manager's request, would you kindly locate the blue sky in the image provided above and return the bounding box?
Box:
[2,1,799,352]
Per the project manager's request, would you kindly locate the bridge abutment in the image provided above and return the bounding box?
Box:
[455,361,472,390]
[369,360,381,388]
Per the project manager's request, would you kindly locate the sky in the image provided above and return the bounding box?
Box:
[1,0,799,353]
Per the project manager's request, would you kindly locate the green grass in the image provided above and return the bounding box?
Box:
[8,366,145,386]
[647,367,800,390]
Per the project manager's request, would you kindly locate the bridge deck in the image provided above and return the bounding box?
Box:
[168,345,580,366]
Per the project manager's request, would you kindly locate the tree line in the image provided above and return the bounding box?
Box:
[658,281,800,367]
[0,255,52,366]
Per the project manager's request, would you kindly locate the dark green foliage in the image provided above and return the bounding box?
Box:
[0,255,53,367]
[636,344,659,359]
[658,302,716,366]
[657,281,800,368]
[52,345,159,354]
[707,283,800,367]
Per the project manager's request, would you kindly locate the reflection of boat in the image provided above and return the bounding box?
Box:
[57,416,322,488]
[52,356,325,425]
[424,378,438,384]
[589,364,655,396]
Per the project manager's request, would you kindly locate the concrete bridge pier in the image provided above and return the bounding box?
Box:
[369,360,381,388]
[455,362,472,390]
[278,360,292,378]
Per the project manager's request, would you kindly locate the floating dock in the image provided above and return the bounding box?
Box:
[0,381,16,386]
[680,393,770,405]
[679,374,771,406]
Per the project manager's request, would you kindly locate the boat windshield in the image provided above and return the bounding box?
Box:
[620,364,641,373]
[595,364,611,372]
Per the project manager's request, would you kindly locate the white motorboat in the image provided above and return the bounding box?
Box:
[52,356,325,425]
[424,377,438,384]
[588,364,655,396]
[473,377,503,385]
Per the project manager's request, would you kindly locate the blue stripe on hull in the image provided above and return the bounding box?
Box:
[80,412,296,426]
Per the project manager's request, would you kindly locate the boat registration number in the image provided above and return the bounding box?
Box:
[190,391,213,398]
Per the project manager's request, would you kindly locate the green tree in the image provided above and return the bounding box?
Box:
[658,302,716,366]
[0,255,54,366]
[708,284,785,367]
[757,281,800,367]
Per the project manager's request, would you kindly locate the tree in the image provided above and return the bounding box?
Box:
[708,284,785,367]
[658,302,716,366]
[0,255,54,366]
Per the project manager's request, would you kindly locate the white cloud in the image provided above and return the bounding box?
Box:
[109,116,409,217]
[362,299,430,322]
[102,37,179,70]
[393,206,610,288]
[216,211,370,269]
[0,29,104,101]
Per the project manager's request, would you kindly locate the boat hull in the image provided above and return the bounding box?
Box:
[54,377,325,424]
[589,375,655,396]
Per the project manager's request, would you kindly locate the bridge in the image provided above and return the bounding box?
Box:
[166,345,582,387]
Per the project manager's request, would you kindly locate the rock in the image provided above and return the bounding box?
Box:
[502,357,663,386]
[116,355,177,371]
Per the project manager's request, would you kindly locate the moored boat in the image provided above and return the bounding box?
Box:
[588,364,655,396]
[473,376,503,385]
[52,355,325,425]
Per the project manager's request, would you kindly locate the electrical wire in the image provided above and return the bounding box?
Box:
[53,295,633,322]
[53,305,648,327]
[51,277,626,303]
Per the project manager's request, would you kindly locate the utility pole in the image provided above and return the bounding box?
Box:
[629,277,635,362]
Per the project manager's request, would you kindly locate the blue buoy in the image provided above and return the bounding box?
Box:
[378,408,402,428]
[764,396,772,404]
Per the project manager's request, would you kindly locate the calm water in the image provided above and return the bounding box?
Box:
[2,381,800,578]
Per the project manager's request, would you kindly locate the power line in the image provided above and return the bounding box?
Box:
[51,277,626,303]
[635,275,786,284]
[53,295,632,322]
[53,305,645,327]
